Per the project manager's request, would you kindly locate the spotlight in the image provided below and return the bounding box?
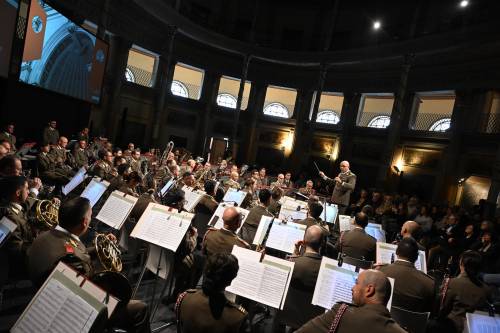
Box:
[459,0,469,8]
[373,21,381,30]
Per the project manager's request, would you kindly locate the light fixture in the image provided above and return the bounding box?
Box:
[459,0,469,8]
[373,21,381,30]
[392,165,400,173]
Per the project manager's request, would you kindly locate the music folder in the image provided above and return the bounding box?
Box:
[226,246,294,310]
[181,185,204,212]
[96,191,138,230]
[252,216,306,254]
[0,216,17,248]
[208,202,249,234]
[62,167,88,195]
[11,262,119,333]
[222,188,247,206]
[321,202,339,224]
[338,215,354,232]
[130,203,193,252]
[80,177,110,207]
[376,242,427,273]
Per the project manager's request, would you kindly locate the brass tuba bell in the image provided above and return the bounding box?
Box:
[94,233,122,272]
[34,199,60,229]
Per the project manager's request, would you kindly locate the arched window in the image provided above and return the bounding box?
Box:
[263,102,289,118]
[317,110,340,124]
[216,93,237,109]
[429,118,451,132]
[367,115,391,129]
[124,67,135,83]
[170,80,189,98]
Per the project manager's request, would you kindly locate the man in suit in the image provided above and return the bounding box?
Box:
[336,212,376,262]
[238,189,273,245]
[0,123,17,152]
[276,225,325,331]
[0,176,36,278]
[296,269,405,333]
[203,206,250,258]
[319,160,356,214]
[28,197,151,333]
[378,238,435,312]
[42,120,59,146]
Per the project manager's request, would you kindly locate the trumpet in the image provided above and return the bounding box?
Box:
[94,233,122,272]
[33,198,60,229]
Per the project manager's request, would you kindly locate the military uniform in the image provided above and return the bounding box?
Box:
[192,194,218,238]
[267,200,281,217]
[297,302,405,333]
[71,148,89,169]
[277,253,324,329]
[439,273,491,332]
[203,227,250,257]
[224,178,241,191]
[297,216,323,228]
[378,260,435,312]
[42,126,59,146]
[238,205,272,244]
[175,289,247,333]
[0,202,36,278]
[49,146,74,177]
[324,171,356,214]
[298,187,316,197]
[37,151,69,184]
[0,131,16,151]
[107,175,126,194]
[92,160,114,181]
[28,227,150,333]
[337,227,376,262]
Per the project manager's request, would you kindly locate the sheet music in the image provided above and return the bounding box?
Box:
[376,242,427,273]
[226,246,294,309]
[12,270,105,333]
[466,311,500,333]
[208,203,248,234]
[0,216,17,246]
[182,187,204,212]
[80,178,109,207]
[223,188,247,206]
[322,202,339,224]
[366,223,386,243]
[160,178,175,196]
[265,221,306,254]
[312,257,358,309]
[252,216,275,246]
[62,167,88,195]
[131,203,193,252]
[279,198,308,222]
[96,191,138,230]
[338,215,354,232]
[146,244,175,279]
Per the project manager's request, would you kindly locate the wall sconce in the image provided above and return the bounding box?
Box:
[458,177,468,187]
[282,130,294,156]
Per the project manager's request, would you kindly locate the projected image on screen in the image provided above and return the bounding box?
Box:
[0,0,18,78]
[19,0,107,103]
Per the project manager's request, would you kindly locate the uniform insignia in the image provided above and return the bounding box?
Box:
[64,241,75,254]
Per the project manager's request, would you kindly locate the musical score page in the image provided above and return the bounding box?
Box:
[96,191,138,229]
[321,202,339,224]
[62,167,87,195]
[181,187,204,212]
[80,178,109,207]
[265,221,306,254]
[222,188,247,206]
[131,203,193,252]
[376,242,427,273]
[0,216,17,246]
[338,215,354,232]
[208,203,248,234]
[312,257,358,309]
[466,311,500,333]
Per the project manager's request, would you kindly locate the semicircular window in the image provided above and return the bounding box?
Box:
[170,80,189,98]
[429,118,451,132]
[317,110,340,124]
[367,115,391,129]
[216,93,237,109]
[263,102,289,118]
[125,67,135,83]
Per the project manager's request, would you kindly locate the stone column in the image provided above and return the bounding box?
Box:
[287,89,314,173]
[195,71,219,157]
[337,93,361,163]
[243,83,266,163]
[230,55,251,158]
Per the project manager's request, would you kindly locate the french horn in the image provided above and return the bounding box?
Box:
[94,233,122,272]
[34,199,60,229]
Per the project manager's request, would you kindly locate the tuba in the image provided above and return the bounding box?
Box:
[34,199,60,229]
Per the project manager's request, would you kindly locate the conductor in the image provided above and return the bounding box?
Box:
[319,160,356,214]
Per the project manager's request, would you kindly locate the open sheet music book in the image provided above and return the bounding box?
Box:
[96,191,138,230]
[465,311,500,333]
[226,246,294,310]
[366,223,386,243]
[376,242,427,273]
[12,262,119,333]
[62,167,88,195]
[222,188,247,206]
[338,215,354,232]
[208,203,249,233]
[181,186,205,212]
[80,177,109,207]
[321,202,339,224]
[278,196,308,222]
[131,203,193,252]
[252,216,306,254]
[0,216,17,247]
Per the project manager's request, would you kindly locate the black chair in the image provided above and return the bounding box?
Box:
[338,253,373,272]
[390,306,429,333]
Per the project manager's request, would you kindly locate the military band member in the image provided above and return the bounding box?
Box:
[177,171,196,189]
[42,120,59,146]
[77,127,89,143]
[284,172,293,188]
[203,207,250,258]
[0,123,17,152]
[118,171,142,197]
[0,176,36,278]
[130,149,143,176]
[240,178,258,209]
[224,171,241,191]
[27,197,151,333]
[336,212,376,262]
[267,187,283,217]
[193,180,219,239]
[270,173,285,190]
[276,225,325,330]
[49,136,75,177]
[298,180,316,197]
[71,139,89,169]
[91,149,115,181]
[238,189,273,245]
[296,269,405,333]
[1,154,43,195]
[37,142,70,185]
[175,253,247,333]
[319,160,356,214]
[377,238,434,312]
[259,168,269,187]
[298,201,327,230]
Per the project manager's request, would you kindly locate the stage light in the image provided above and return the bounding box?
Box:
[373,21,381,30]
[459,0,469,8]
